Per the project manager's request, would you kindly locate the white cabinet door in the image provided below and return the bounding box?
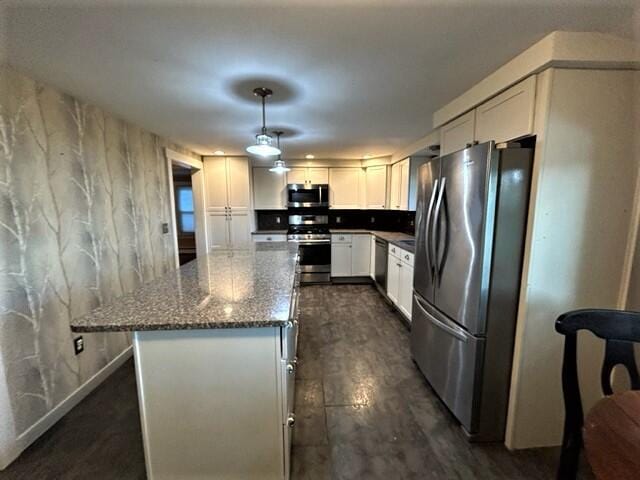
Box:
[369,235,376,279]
[475,75,536,144]
[351,234,370,276]
[226,157,250,211]
[390,162,402,210]
[329,168,361,209]
[229,212,250,249]
[399,160,410,211]
[331,243,352,277]
[286,168,307,185]
[207,212,229,250]
[366,165,387,209]
[253,167,286,209]
[387,253,400,304]
[440,110,476,156]
[204,157,228,211]
[307,168,328,185]
[398,264,414,320]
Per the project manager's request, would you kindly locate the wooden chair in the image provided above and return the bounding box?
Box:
[555,309,640,479]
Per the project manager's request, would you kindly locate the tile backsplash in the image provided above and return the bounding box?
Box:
[256,209,416,235]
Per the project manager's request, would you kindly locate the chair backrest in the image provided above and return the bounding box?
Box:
[555,309,640,479]
[556,309,640,396]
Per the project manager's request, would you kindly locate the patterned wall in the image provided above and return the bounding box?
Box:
[0,66,197,460]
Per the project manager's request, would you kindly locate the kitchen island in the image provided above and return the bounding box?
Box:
[71,243,300,480]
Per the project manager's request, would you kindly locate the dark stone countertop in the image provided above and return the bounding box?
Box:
[251,230,288,234]
[70,243,299,332]
[329,229,415,253]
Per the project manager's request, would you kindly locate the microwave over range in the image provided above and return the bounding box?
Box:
[287,184,329,208]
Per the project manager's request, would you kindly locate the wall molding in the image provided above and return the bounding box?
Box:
[0,346,133,471]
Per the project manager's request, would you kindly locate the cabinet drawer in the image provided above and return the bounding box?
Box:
[400,249,414,267]
[252,234,287,242]
[331,234,352,243]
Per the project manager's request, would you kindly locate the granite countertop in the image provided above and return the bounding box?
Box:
[70,243,299,332]
[329,229,415,253]
[252,230,288,234]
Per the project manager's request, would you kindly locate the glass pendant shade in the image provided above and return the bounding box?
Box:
[246,133,281,156]
[269,159,290,174]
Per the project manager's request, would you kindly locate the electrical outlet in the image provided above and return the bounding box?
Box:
[336,216,342,224]
[161,223,169,234]
[276,217,281,224]
[370,217,375,223]
[74,336,84,355]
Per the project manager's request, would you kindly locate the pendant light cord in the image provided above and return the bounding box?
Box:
[261,95,267,135]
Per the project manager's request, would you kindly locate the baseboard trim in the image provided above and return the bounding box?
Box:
[0,346,133,470]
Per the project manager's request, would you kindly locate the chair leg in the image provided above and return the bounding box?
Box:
[557,429,582,480]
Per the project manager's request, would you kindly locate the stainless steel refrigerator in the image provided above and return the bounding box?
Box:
[411,141,533,441]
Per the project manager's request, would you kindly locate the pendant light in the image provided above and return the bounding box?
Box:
[269,131,290,174]
[246,87,281,157]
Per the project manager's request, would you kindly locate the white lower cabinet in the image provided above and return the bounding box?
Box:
[369,235,376,279]
[331,234,371,277]
[386,244,414,320]
[331,243,352,277]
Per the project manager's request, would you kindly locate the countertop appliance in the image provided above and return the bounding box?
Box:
[287,184,329,208]
[287,214,330,283]
[411,141,533,442]
[374,237,388,293]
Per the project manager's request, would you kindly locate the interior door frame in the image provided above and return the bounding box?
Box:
[165,148,207,268]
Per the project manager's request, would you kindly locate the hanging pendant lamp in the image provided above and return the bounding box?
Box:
[246,87,281,157]
[269,131,290,174]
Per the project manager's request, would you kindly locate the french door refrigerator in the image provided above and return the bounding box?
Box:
[411,141,533,441]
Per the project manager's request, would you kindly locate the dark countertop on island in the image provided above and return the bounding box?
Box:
[329,229,415,253]
[70,243,299,332]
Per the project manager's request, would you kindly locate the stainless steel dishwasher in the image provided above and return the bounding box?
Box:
[374,237,388,293]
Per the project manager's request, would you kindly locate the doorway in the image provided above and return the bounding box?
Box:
[165,149,207,269]
[172,165,197,265]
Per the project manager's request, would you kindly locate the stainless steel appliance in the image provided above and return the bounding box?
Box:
[374,237,388,293]
[287,214,331,283]
[287,184,329,208]
[411,141,533,442]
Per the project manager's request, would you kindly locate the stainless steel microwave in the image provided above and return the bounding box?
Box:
[287,184,329,208]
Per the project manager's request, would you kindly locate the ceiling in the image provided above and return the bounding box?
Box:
[1,0,636,159]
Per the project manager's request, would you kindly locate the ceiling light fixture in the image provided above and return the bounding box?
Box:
[363,154,372,159]
[269,131,290,174]
[213,150,225,155]
[246,87,281,157]
[305,154,315,160]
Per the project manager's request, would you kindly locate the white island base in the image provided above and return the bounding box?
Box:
[133,326,297,480]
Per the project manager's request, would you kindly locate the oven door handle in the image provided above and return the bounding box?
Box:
[297,241,331,245]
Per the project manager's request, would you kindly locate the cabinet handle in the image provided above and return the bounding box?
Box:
[267,237,272,241]
[397,263,402,267]
[287,415,296,427]
[405,254,410,260]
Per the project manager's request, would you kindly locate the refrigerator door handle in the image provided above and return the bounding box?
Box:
[414,293,469,343]
[425,178,439,275]
[433,177,447,282]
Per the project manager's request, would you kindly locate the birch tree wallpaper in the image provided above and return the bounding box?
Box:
[0,66,197,463]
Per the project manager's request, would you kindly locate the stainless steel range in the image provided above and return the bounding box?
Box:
[287,214,330,283]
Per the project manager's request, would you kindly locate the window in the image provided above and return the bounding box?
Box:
[176,186,195,233]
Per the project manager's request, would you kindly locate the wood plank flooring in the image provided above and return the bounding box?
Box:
[1,284,594,479]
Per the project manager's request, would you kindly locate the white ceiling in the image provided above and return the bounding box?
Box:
[1,0,636,159]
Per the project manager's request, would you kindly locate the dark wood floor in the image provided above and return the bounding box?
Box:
[1,284,593,479]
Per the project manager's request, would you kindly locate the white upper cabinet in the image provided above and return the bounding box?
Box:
[204,157,228,211]
[204,157,250,211]
[286,167,328,185]
[390,159,410,210]
[286,168,307,185]
[475,76,536,144]
[307,168,329,185]
[440,110,476,156]
[329,168,361,209]
[252,167,286,209]
[365,165,387,209]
